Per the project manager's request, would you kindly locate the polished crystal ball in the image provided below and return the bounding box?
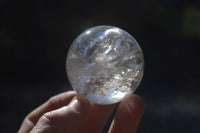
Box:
[66,25,144,104]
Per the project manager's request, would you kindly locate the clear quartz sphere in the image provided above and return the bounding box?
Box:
[66,25,144,105]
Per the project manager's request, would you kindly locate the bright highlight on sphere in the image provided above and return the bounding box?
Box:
[66,25,144,104]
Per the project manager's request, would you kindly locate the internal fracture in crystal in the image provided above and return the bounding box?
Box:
[66,25,144,104]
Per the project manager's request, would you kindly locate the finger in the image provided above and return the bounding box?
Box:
[18,91,76,133]
[28,91,77,124]
[17,118,35,133]
[30,95,91,133]
[78,103,116,133]
[109,94,145,133]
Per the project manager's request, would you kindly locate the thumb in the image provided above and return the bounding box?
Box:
[30,95,91,133]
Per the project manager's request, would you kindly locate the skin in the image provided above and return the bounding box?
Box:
[18,91,144,133]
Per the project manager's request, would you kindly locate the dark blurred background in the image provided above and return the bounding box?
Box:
[0,0,200,132]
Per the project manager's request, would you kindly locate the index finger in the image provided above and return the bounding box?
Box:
[27,91,77,124]
[18,91,77,133]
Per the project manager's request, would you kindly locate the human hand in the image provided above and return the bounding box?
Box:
[18,91,144,133]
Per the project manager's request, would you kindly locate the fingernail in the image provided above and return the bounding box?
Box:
[68,96,81,114]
